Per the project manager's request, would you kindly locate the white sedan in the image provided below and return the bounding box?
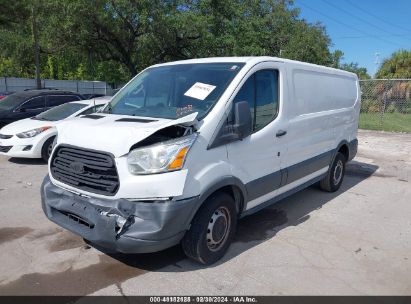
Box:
[0,97,109,161]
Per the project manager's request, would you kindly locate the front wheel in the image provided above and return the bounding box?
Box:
[182,192,237,265]
[320,152,346,192]
[41,136,55,162]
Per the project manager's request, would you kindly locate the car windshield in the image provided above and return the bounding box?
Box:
[34,102,87,121]
[103,63,245,119]
[0,94,27,111]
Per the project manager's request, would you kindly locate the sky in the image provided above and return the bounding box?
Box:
[292,0,411,76]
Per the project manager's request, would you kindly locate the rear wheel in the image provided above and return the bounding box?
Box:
[41,136,55,162]
[182,192,237,265]
[320,152,346,192]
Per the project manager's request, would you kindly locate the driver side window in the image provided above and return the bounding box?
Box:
[233,69,279,131]
[20,96,46,111]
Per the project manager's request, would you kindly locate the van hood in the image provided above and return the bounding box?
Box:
[56,113,198,157]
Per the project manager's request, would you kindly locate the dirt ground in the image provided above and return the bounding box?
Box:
[0,130,410,295]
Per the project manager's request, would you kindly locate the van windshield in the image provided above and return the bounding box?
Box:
[103,63,245,120]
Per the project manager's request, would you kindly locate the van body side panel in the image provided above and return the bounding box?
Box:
[179,136,233,199]
[284,69,337,172]
[241,64,359,212]
[244,151,332,210]
[327,75,360,152]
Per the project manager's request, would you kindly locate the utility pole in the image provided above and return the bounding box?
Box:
[32,3,41,89]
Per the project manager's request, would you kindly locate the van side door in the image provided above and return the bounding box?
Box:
[277,69,334,194]
[226,62,288,211]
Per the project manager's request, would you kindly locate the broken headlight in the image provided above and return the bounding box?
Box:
[127,133,197,175]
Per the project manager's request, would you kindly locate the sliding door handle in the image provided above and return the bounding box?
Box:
[276,130,287,137]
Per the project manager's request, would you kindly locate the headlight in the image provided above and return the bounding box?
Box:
[16,126,52,138]
[127,133,197,175]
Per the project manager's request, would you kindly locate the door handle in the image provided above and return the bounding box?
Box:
[276,130,287,137]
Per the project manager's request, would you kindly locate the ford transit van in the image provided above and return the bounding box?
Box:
[41,57,360,264]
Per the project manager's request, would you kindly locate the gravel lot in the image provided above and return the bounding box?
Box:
[0,130,410,296]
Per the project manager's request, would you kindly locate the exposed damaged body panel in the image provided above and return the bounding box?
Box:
[56,112,198,157]
[41,176,200,253]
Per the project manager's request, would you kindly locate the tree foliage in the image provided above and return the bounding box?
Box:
[376,50,411,79]
[0,0,370,85]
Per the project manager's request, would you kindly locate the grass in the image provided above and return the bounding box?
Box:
[359,112,411,132]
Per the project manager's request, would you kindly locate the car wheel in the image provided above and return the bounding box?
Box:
[320,152,346,192]
[41,136,55,162]
[182,192,238,265]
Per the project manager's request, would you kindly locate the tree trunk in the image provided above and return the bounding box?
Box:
[31,4,41,89]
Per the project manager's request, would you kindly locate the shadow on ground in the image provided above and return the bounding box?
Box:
[8,157,46,166]
[109,160,379,270]
[0,160,378,295]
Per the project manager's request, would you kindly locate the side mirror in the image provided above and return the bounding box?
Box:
[18,107,26,113]
[233,101,252,139]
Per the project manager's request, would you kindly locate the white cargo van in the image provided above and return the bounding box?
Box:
[41,57,360,264]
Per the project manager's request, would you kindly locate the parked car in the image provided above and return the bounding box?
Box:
[0,89,85,128]
[41,57,360,265]
[0,91,14,100]
[0,97,109,161]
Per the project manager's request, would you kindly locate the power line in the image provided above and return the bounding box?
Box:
[344,0,411,33]
[336,33,411,40]
[296,1,407,48]
[321,0,397,36]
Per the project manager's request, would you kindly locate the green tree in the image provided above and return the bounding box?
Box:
[376,49,411,79]
[0,0,344,86]
[340,62,371,80]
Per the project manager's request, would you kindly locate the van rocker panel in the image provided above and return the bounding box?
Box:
[41,175,199,253]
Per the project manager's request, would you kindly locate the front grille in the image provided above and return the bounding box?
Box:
[50,145,120,196]
[0,134,12,139]
[0,145,12,153]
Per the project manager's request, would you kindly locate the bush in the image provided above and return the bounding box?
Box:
[361,99,381,113]
[385,104,396,113]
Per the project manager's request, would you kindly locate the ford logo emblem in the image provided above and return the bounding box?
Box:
[70,162,85,174]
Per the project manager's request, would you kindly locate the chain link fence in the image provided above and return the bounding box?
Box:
[359,79,411,132]
[0,77,116,96]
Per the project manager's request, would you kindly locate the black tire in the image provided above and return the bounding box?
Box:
[182,192,238,265]
[320,152,346,192]
[41,136,55,162]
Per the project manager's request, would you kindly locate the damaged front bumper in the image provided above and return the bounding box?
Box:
[41,175,199,253]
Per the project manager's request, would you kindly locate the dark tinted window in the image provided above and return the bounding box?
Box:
[233,76,255,126]
[233,69,279,131]
[20,96,46,110]
[46,95,80,107]
[0,94,26,110]
[35,102,87,121]
[255,70,279,131]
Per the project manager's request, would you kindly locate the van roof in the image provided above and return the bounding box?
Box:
[153,56,357,78]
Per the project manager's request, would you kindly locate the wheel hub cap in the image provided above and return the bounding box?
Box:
[333,160,343,185]
[206,207,230,251]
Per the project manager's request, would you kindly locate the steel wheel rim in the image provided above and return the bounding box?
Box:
[333,160,343,185]
[206,206,231,252]
[47,143,53,157]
